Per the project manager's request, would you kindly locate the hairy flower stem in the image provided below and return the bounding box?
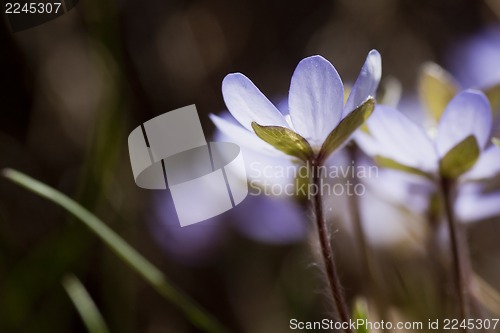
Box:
[440,177,471,330]
[311,159,353,333]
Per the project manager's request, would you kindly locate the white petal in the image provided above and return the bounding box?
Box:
[231,195,306,244]
[365,105,439,173]
[211,113,299,186]
[344,50,382,117]
[464,145,500,180]
[288,55,344,146]
[239,149,297,188]
[210,113,284,157]
[364,168,435,214]
[359,189,428,247]
[436,90,492,157]
[456,184,500,223]
[354,130,384,157]
[222,73,288,131]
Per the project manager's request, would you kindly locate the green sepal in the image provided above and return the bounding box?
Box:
[251,122,314,161]
[318,98,375,162]
[493,137,500,147]
[439,135,480,179]
[374,155,433,180]
[418,63,458,122]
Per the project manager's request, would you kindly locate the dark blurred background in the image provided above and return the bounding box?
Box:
[1,0,500,332]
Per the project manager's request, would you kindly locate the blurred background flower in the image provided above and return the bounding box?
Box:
[446,24,500,89]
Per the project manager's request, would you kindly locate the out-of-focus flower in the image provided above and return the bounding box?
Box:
[417,61,500,134]
[357,90,497,179]
[149,192,226,266]
[455,182,500,223]
[363,168,435,215]
[229,194,307,244]
[358,181,429,252]
[464,144,500,180]
[365,66,500,231]
[150,183,307,251]
[359,87,500,225]
[446,25,500,89]
[210,50,381,155]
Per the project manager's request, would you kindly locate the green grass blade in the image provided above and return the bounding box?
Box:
[62,274,111,333]
[2,168,227,333]
[352,298,370,333]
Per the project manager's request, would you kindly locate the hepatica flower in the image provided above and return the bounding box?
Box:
[418,61,500,139]
[211,50,381,164]
[456,182,500,222]
[357,89,500,180]
[445,25,500,89]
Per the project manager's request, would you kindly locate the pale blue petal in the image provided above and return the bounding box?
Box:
[456,184,500,222]
[354,130,385,157]
[344,50,382,117]
[359,188,427,246]
[445,26,500,88]
[288,55,344,146]
[222,73,289,131]
[212,114,295,183]
[436,90,492,157]
[231,195,306,244]
[150,192,225,266]
[209,113,278,155]
[365,105,439,173]
[464,144,500,180]
[239,148,296,187]
[364,168,435,214]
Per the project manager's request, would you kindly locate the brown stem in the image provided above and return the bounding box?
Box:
[426,195,450,318]
[311,160,353,333]
[440,177,471,331]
